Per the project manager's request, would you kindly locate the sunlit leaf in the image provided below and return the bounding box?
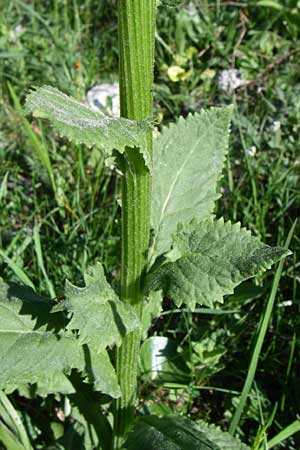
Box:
[53,263,140,352]
[125,416,250,449]
[146,218,290,310]
[25,85,152,170]
[150,106,232,264]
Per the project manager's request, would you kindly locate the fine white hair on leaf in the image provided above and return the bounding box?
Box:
[25,85,152,171]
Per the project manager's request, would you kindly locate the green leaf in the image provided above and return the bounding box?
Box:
[0,281,121,398]
[55,263,140,352]
[141,290,163,339]
[187,330,227,383]
[256,0,283,10]
[25,86,152,170]
[146,218,290,310]
[140,336,190,384]
[0,281,82,393]
[84,348,121,397]
[0,421,29,450]
[195,421,250,450]
[149,106,232,264]
[125,416,250,450]
[67,372,112,450]
[0,391,33,450]
[82,345,121,398]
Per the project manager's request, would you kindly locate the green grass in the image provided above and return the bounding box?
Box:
[0,0,299,449]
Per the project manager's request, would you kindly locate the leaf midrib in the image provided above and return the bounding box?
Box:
[0,330,53,335]
[150,133,201,262]
[143,420,218,449]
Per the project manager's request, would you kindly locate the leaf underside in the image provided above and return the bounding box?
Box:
[150,106,233,264]
[25,85,151,170]
[146,218,290,310]
[125,416,250,450]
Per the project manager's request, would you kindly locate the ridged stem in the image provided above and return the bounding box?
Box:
[112,1,156,449]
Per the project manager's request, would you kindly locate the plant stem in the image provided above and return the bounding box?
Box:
[113,1,156,449]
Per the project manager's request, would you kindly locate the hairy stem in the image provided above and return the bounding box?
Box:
[112,1,156,449]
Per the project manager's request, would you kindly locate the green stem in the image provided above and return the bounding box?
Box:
[113,1,156,449]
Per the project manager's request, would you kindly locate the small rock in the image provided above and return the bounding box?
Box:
[246,146,257,157]
[9,24,26,42]
[271,121,281,132]
[86,83,120,116]
[218,69,245,92]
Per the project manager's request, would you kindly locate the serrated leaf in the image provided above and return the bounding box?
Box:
[0,282,83,393]
[149,106,232,265]
[56,263,140,352]
[195,421,250,450]
[0,282,120,398]
[125,416,249,450]
[25,86,152,170]
[146,218,290,310]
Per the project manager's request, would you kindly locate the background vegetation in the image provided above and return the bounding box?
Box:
[0,0,299,448]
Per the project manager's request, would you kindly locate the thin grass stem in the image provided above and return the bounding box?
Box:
[229,219,297,435]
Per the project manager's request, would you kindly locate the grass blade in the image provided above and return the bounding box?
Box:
[229,220,297,435]
[33,223,55,298]
[0,421,27,450]
[0,172,9,202]
[7,82,56,194]
[13,0,57,45]
[264,419,300,449]
[0,250,35,290]
[0,391,32,450]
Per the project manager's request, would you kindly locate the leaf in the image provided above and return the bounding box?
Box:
[83,348,121,397]
[54,263,140,352]
[125,416,250,450]
[125,416,219,450]
[140,336,190,384]
[141,290,163,339]
[186,330,227,383]
[195,421,250,450]
[0,421,29,450]
[0,281,82,393]
[146,218,290,310]
[149,106,233,264]
[256,0,283,10]
[0,281,120,398]
[0,391,33,450]
[67,372,113,450]
[25,86,152,170]
[65,406,99,450]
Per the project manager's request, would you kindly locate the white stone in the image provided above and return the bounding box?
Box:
[272,121,281,132]
[246,146,257,157]
[87,83,120,117]
[218,69,245,92]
